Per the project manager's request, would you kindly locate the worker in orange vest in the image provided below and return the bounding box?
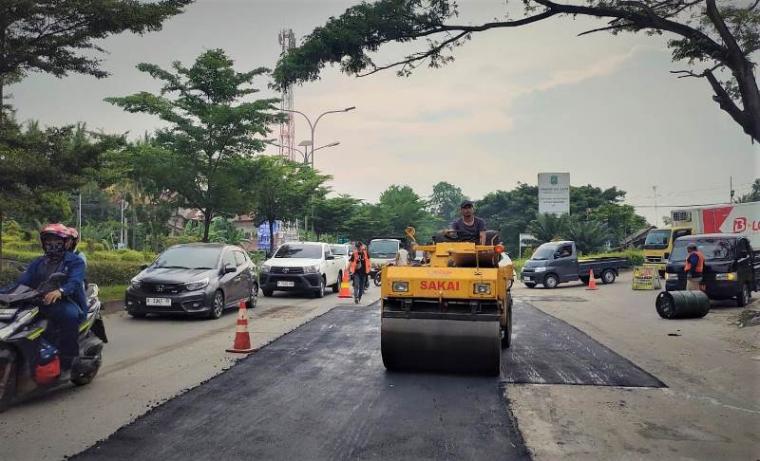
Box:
[684,242,705,291]
[349,241,371,303]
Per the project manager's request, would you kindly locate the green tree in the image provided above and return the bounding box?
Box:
[590,203,648,243]
[527,213,569,244]
[0,119,122,264]
[738,178,760,203]
[565,218,611,254]
[247,156,329,254]
[0,0,192,122]
[106,49,281,241]
[311,194,361,239]
[274,0,760,142]
[375,185,437,239]
[428,181,468,224]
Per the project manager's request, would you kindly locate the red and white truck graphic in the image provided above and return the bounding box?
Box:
[671,201,759,248]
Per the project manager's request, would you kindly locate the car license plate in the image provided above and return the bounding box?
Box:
[146,297,172,307]
[523,276,532,281]
[0,308,17,320]
[277,281,295,288]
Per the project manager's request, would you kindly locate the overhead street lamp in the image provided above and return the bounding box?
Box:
[281,106,355,167]
[266,140,340,164]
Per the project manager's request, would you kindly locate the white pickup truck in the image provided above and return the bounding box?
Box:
[259,242,343,298]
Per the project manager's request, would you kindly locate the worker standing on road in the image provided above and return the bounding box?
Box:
[684,242,705,291]
[350,241,371,303]
[451,200,487,244]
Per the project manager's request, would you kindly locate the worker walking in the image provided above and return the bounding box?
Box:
[684,242,705,291]
[350,241,371,303]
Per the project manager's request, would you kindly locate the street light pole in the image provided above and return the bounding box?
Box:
[281,106,355,167]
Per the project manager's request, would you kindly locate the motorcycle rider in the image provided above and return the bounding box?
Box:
[0,224,87,371]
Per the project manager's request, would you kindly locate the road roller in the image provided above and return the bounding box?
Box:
[380,227,514,375]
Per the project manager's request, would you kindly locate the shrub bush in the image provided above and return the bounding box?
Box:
[87,260,144,286]
[0,267,24,286]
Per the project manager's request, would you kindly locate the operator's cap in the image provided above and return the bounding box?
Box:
[460,200,474,208]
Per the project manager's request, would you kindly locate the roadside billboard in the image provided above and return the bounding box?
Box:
[538,173,570,215]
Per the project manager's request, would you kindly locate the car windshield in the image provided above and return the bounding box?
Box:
[531,243,557,260]
[644,229,671,249]
[369,240,399,259]
[155,247,220,269]
[330,245,348,256]
[670,238,734,262]
[274,244,322,259]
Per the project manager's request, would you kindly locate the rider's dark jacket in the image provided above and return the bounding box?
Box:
[2,252,88,317]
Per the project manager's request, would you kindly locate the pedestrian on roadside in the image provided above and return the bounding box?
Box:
[684,242,705,291]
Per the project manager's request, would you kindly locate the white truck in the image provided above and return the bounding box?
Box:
[259,242,343,298]
[671,201,760,247]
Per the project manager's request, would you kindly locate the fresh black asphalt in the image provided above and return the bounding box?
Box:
[73,300,664,460]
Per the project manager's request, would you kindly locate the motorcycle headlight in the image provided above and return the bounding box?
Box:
[474,283,492,295]
[534,267,547,273]
[130,278,142,289]
[715,272,737,281]
[391,281,409,292]
[185,278,209,291]
[304,264,320,274]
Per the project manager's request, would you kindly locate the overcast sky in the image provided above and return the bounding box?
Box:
[10,0,759,225]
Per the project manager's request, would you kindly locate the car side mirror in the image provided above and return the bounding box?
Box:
[325,254,335,260]
[223,265,237,274]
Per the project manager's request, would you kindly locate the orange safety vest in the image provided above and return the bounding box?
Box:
[350,247,371,274]
[684,250,705,275]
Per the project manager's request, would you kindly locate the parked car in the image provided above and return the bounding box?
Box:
[665,233,759,307]
[260,242,343,298]
[329,244,352,273]
[125,243,258,319]
[520,241,631,288]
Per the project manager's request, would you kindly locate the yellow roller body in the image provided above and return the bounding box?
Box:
[380,241,514,375]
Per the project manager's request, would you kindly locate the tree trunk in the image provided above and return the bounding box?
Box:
[202,210,213,242]
[268,218,276,257]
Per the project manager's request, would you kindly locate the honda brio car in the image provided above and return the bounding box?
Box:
[125,243,258,319]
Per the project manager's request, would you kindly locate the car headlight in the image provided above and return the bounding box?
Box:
[303,264,320,274]
[261,265,271,273]
[391,281,409,292]
[130,278,142,289]
[664,272,675,280]
[534,267,547,273]
[474,283,492,295]
[715,272,737,281]
[185,278,209,291]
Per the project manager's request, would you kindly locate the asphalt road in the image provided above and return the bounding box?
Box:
[0,288,377,461]
[73,300,663,460]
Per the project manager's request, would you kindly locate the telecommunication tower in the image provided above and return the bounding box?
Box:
[278,29,296,160]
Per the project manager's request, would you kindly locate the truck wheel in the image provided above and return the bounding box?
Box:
[524,282,536,289]
[601,270,616,284]
[543,274,559,289]
[331,271,342,293]
[314,276,326,298]
[737,283,751,307]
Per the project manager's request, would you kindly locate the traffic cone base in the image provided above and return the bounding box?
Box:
[338,270,352,299]
[586,269,598,290]
[227,301,257,354]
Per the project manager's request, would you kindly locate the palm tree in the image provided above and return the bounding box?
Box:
[527,213,568,244]
[565,219,610,255]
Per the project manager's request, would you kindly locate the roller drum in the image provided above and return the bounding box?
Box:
[381,317,501,375]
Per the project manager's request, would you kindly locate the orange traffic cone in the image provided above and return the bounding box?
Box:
[586,269,598,290]
[226,301,256,353]
[338,270,352,299]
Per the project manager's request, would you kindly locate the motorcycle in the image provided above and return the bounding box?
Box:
[0,273,107,411]
[372,262,394,287]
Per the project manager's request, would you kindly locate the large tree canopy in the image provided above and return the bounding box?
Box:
[274,0,760,141]
[0,0,192,118]
[107,49,281,241]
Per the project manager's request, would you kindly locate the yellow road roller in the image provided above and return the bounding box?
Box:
[380,228,514,375]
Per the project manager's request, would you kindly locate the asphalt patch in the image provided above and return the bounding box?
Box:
[73,304,530,461]
[503,301,666,388]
